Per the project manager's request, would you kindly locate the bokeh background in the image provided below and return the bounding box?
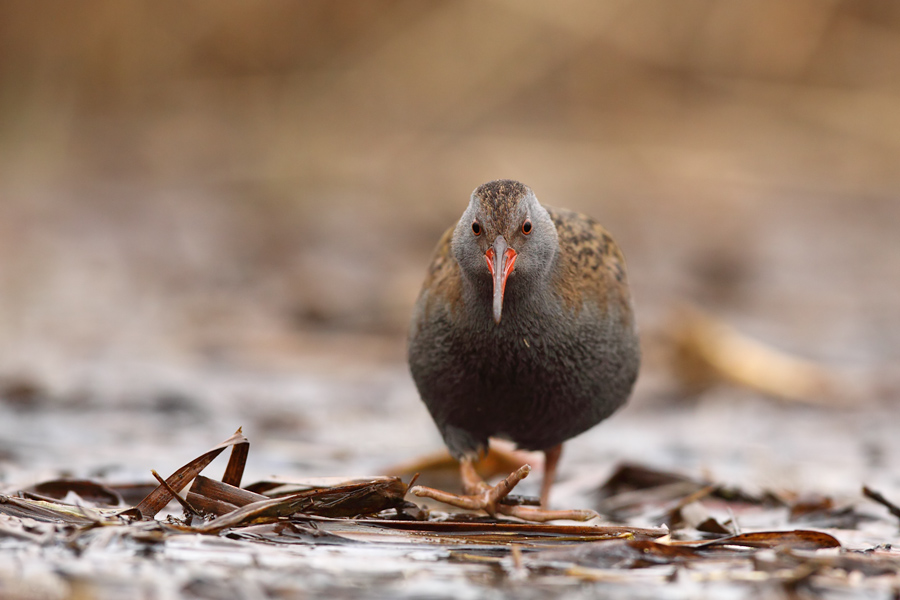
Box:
[1,1,899,487]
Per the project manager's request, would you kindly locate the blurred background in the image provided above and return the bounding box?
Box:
[1,1,899,488]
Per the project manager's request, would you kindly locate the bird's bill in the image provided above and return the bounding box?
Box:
[484,235,517,324]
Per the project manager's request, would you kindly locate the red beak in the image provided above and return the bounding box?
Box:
[484,235,517,324]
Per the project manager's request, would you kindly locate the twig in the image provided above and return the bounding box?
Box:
[862,486,900,522]
[151,470,202,519]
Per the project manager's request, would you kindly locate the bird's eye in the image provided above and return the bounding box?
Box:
[472,221,482,236]
[522,219,533,235]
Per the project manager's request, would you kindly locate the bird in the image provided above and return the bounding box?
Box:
[407,179,640,521]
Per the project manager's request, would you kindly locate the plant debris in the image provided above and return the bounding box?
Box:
[2,429,899,599]
[662,304,849,405]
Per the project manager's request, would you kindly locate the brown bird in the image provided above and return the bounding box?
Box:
[407,180,640,521]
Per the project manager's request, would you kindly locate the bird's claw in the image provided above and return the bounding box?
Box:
[409,464,598,523]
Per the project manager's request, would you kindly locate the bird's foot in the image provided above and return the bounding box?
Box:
[409,464,598,523]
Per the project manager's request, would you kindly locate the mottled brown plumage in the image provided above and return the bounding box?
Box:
[549,207,631,313]
[408,180,639,520]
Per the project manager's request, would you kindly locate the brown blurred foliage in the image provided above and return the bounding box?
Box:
[1,1,898,365]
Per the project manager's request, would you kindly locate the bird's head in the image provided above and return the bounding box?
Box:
[451,180,559,324]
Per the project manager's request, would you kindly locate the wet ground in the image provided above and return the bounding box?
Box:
[2,325,900,599]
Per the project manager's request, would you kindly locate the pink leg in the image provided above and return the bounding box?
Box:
[409,448,597,522]
[540,444,562,508]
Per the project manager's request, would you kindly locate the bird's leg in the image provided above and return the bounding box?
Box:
[540,444,563,508]
[409,454,598,522]
[408,457,532,512]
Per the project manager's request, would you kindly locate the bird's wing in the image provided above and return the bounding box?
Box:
[546,206,632,315]
[414,225,462,321]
